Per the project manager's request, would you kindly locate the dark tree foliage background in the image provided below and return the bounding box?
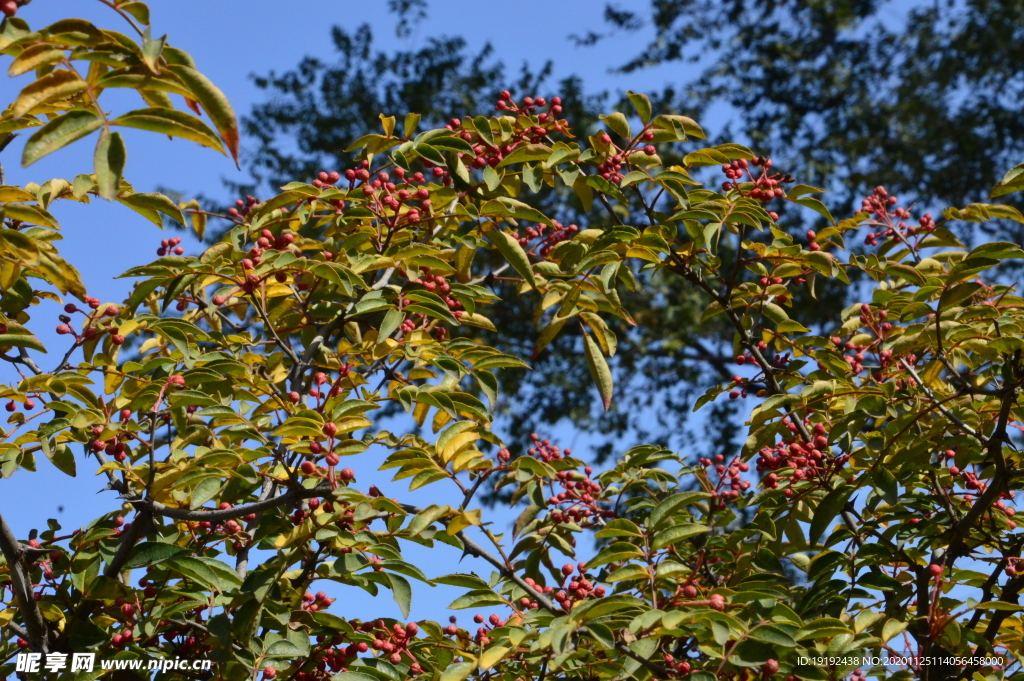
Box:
[596,0,1024,242]
[232,0,1023,466]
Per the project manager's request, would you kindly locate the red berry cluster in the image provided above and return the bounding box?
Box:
[156,236,184,256]
[314,161,437,229]
[594,126,657,185]
[446,93,568,171]
[185,503,257,551]
[468,612,509,645]
[695,454,751,507]
[860,186,935,247]
[297,632,369,677]
[945,450,1017,526]
[4,398,34,411]
[251,228,297,258]
[395,269,464,337]
[527,432,570,462]
[734,341,790,373]
[89,422,129,462]
[300,589,334,612]
[757,418,849,496]
[365,620,422,669]
[720,157,791,207]
[226,195,260,219]
[822,304,895,381]
[546,469,613,526]
[517,220,580,258]
[492,91,565,129]
[56,300,121,344]
[550,562,606,611]
[662,653,693,675]
[207,229,299,304]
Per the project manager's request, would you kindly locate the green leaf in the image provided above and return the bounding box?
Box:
[403,112,421,138]
[749,624,797,647]
[479,644,511,670]
[649,491,710,529]
[141,28,167,73]
[165,556,220,590]
[407,504,450,536]
[190,476,221,509]
[880,618,908,642]
[486,228,537,290]
[22,110,103,167]
[599,112,630,140]
[118,192,187,227]
[378,308,403,341]
[44,443,76,477]
[594,518,643,538]
[795,197,835,223]
[871,467,898,506]
[123,542,190,570]
[1,202,59,230]
[795,618,852,641]
[651,523,710,550]
[432,573,490,589]
[0,331,47,353]
[762,302,790,325]
[808,485,855,546]
[571,595,645,623]
[625,91,652,124]
[975,601,1024,612]
[112,107,225,154]
[94,130,126,201]
[120,2,151,25]
[12,70,88,119]
[991,162,1024,198]
[8,44,66,77]
[583,331,613,410]
[387,572,412,619]
[447,589,507,610]
[438,662,475,681]
[495,196,552,225]
[168,64,239,165]
[497,143,551,168]
[586,542,644,569]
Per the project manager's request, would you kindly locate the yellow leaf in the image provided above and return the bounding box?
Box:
[441,430,480,463]
[478,645,511,670]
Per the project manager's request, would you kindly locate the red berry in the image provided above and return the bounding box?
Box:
[300,461,317,475]
[928,564,943,577]
[339,468,355,481]
[263,668,277,679]
[1,1,17,17]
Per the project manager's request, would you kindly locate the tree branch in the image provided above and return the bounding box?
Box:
[0,514,50,652]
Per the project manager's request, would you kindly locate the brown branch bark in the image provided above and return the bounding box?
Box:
[0,514,50,652]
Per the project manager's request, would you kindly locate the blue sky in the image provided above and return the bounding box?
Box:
[1,0,703,624]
